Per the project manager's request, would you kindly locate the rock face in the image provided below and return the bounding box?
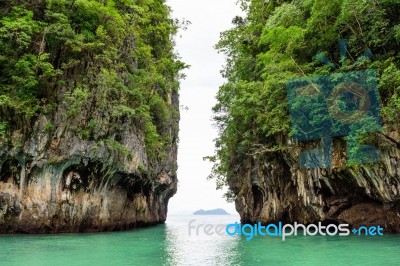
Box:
[0,109,178,233]
[0,108,178,233]
[231,132,400,232]
[0,2,180,233]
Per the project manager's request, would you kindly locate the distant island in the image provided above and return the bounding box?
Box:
[193,209,230,215]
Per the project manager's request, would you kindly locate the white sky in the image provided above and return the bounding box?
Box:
[166,0,243,215]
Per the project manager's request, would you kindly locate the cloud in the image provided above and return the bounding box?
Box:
[166,0,243,214]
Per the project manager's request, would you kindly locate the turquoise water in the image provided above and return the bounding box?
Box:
[0,215,399,265]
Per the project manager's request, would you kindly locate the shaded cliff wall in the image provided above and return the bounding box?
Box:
[231,133,400,231]
[0,1,183,233]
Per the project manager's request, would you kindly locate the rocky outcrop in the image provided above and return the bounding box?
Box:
[0,108,178,233]
[231,132,400,232]
[0,1,180,233]
[211,0,400,233]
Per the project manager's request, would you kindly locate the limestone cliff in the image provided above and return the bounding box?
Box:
[0,1,182,233]
[212,0,400,233]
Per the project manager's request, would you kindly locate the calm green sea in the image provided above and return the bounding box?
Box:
[0,215,399,265]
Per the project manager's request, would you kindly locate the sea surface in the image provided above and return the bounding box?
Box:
[0,215,399,265]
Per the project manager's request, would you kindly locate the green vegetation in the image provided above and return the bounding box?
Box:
[209,0,400,200]
[0,0,186,162]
